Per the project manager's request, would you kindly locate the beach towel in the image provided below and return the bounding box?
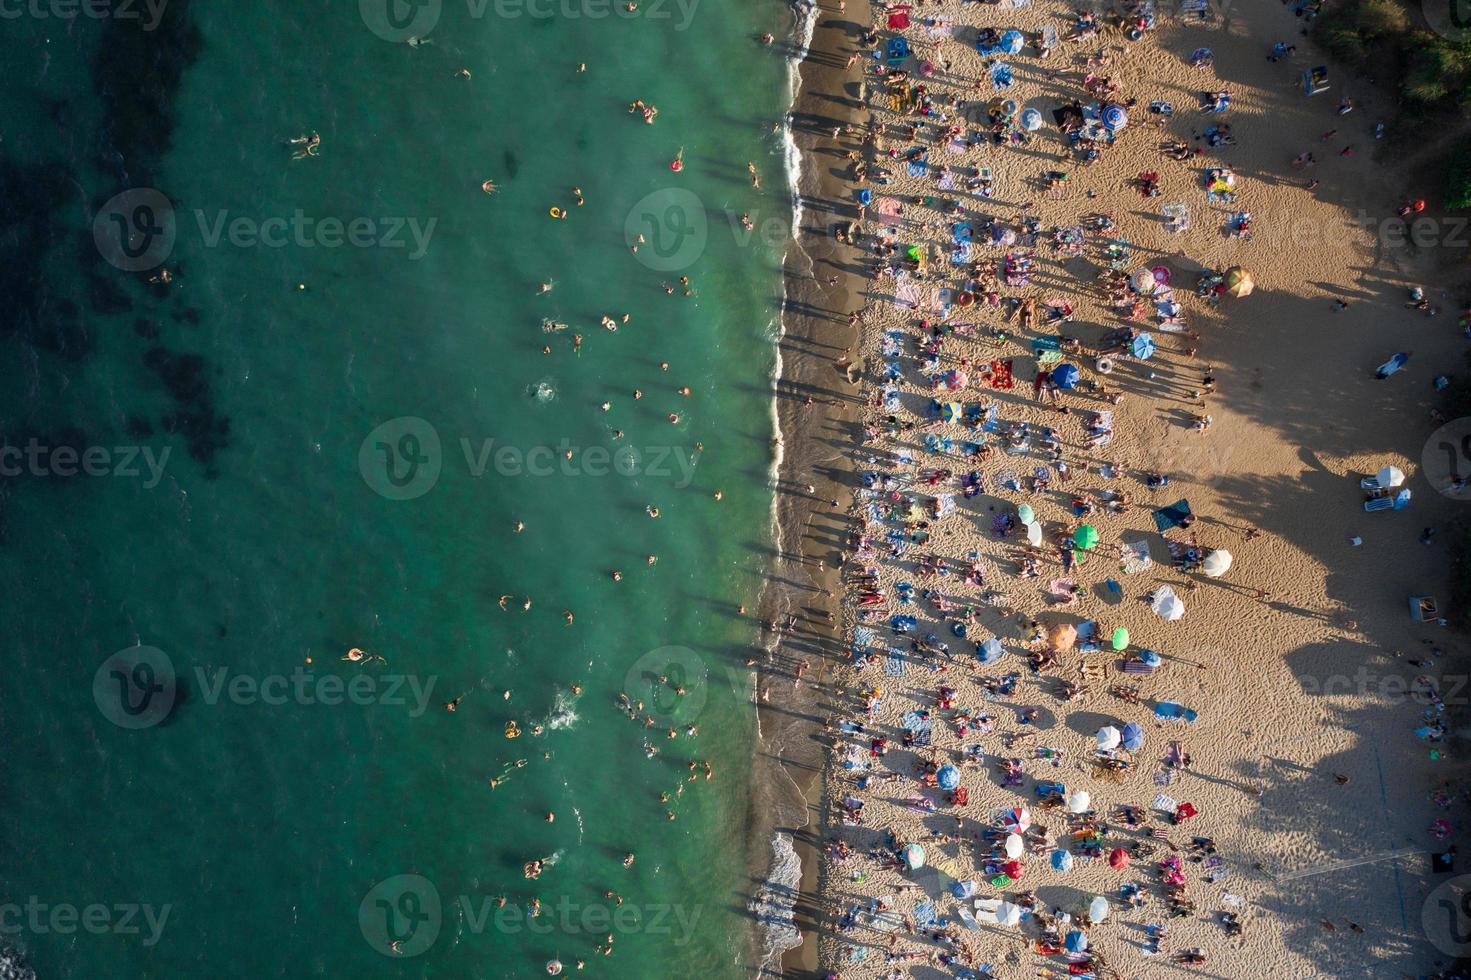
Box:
[914,901,938,928]
[1153,792,1177,812]
[989,359,1014,389]
[884,653,907,677]
[996,468,1020,491]
[876,196,903,218]
[907,159,929,178]
[1120,538,1152,573]
[1031,336,1061,358]
[895,281,922,309]
[951,241,973,264]
[882,328,904,356]
[1152,499,1193,533]
[944,140,967,159]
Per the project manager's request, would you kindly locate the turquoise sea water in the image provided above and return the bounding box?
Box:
[0,1,793,976]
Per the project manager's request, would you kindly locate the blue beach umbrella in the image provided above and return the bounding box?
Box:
[1102,103,1129,131]
[1064,930,1089,953]
[1052,364,1080,389]
[1000,30,1024,54]
[1051,849,1074,872]
[1121,722,1145,751]
[1131,333,1156,360]
[977,637,1005,664]
[937,765,961,790]
[1138,649,1162,667]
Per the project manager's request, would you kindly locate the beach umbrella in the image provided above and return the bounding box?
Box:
[1067,788,1092,812]
[1190,47,1213,64]
[1052,363,1080,389]
[995,901,1023,927]
[1151,586,1186,621]
[1074,525,1099,550]
[1121,721,1145,751]
[1047,623,1077,652]
[1130,268,1158,295]
[1102,103,1128,131]
[1064,930,1089,952]
[1111,627,1130,651]
[1026,521,1043,546]
[918,59,937,77]
[1000,29,1024,54]
[902,843,926,870]
[937,765,961,790]
[939,402,963,423]
[1151,265,1172,285]
[1004,833,1025,859]
[1002,806,1032,832]
[1017,503,1036,524]
[1002,859,1025,880]
[1138,649,1162,667]
[977,636,1005,664]
[1002,99,1018,116]
[1088,896,1111,922]
[1050,849,1074,872]
[1224,266,1254,297]
[906,245,925,263]
[1378,465,1406,488]
[1095,727,1121,752]
[943,370,969,390]
[1201,549,1233,577]
[1131,333,1157,360]
[1019,107,1043,131]
[1108,847,1131,870]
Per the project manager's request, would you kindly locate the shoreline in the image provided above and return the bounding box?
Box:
[754,1,867,976]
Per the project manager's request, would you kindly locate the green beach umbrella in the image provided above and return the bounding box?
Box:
[1111,627,1130,651]
[1017,504,1035,524]
[1074,525,1099,550]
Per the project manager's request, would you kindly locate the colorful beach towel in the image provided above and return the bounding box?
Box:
[989,359,1015,389]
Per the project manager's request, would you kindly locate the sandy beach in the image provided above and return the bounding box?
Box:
[772,0,1471,976]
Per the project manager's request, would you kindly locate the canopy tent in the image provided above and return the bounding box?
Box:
[1201,549,1232,577]
[1151,585,1186,621]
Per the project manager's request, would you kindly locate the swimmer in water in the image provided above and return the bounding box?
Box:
[445,695,465,712]
[574,187,584,206]
[342,647,386,665]
[623,853,636,867]
[523,597,533,611]
[514,521,525,532]
[564,610,575,625]
[499,595,514,610]
[646,505,660,518]
[455,68,472,79]
[481,179,498,195]
[538,281,554,294]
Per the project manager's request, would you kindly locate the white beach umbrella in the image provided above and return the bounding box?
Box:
[1150,586,1186,622]
[1378,465,1406,488]
[1095,727,1121,751]
[1067,789,1092,813]
[1026,521,1043,546]
[1130,268,1158,295]
[1201,549,1233,578]
[1004,833,1025,859]
[1087,895,1111,923]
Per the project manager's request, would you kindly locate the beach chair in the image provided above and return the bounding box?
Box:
[1363,495,1395,512]
[1410,595,1439,622]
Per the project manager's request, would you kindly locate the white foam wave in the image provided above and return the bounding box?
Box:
[544,686,581,731]
[750,832,804,974]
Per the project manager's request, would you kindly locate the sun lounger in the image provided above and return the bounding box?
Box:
[1364,495,1395,512]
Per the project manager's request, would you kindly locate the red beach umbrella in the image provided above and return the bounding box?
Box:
[1002,860,1025,880]
[1107,847,1130,870]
